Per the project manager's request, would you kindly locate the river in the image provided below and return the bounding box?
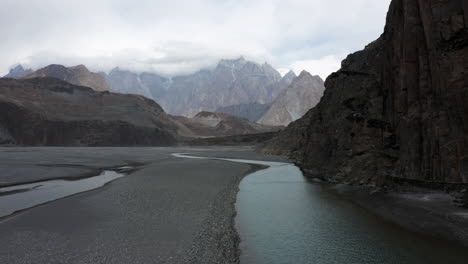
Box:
[174,153,468,264]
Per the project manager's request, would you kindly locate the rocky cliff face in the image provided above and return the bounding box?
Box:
[25,64,110,92]
[215,70,297,122]
[261,0,468,186]
[3,65,32,78]
[258,71,324,126]
[102,68,170,101]
[0,78,180,146]
[161,57,286,117]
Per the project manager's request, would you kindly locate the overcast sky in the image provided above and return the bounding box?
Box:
[0,0,391,79]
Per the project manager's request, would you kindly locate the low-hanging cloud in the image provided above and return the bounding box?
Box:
[0,0,391,79]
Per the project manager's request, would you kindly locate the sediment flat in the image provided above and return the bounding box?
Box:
[0,147,286,264]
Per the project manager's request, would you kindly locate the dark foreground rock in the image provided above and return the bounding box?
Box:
[0,78,180,146]
[261,0,468,186]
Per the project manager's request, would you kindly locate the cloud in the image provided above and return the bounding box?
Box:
[0,0,392,77]
[279,55,342,80]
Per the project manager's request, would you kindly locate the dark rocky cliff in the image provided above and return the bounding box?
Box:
[261,0,468,186]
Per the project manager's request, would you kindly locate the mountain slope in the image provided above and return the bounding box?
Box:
[102,68,168,100]
[261,0,468,186]
[0,77,279,146]
[216,102,272,122]
[189,111,281,136]
[258,71,324,126]
[25,64,110,92]
[0,78,178,146]
[160,57,286,116]
[3,65,32,78]
[215,70,297,121]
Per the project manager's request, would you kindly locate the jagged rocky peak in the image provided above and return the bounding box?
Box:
[217,56,248,69]
[104,67,156,100]
[3,64,33,78]
[161,57,286,117]
[282,70,297,82]
[261,62,282,81]
[25,64,111,92]
[258,70,325,126]
[261,0,468,186]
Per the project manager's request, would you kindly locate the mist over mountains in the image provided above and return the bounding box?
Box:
[4,57,325,126]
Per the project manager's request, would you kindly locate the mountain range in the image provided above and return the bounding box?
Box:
[4,58,325,127]
[159,57,286,117]
[0,76,280,146]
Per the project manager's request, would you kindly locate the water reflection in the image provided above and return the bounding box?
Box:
[0,170,125,218]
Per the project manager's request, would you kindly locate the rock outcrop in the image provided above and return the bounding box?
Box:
[3,65,32,78]
[258,71,324,126]
[25,64,110,92]
[261,0,468,186]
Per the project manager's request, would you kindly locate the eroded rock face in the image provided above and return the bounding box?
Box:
[102,68,170,101]
[261,0,468,185]
[258,71,324,126]
[25,64,111,92]
[161,57,285,117]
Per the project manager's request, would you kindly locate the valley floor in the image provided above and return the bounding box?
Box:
[0,147,467,264]
[0,146,286,264]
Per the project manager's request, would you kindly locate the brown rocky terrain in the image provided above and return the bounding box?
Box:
[25,64,110,92]
[189,111,281,137]
[0,78,179,146]
[258,71,324,126]
[261,0,468,189]
[0,78,279,146]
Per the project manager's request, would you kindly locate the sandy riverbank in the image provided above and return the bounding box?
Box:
[0,147,286,264]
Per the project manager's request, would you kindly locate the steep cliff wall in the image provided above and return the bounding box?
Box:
[261,0,468,186]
